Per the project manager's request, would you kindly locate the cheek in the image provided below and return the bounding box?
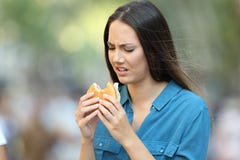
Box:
[134,53,149,73]
[132,51,147,67]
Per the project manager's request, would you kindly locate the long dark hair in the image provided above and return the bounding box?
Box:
[104,0,194,91]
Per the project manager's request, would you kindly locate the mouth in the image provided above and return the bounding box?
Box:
[115,67,128,76]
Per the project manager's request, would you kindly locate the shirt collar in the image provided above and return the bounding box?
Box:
[119,84,130,106]
[119,81,182,111]
[152,80,182,111]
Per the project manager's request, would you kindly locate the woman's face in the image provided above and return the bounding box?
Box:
[108,20,151,85]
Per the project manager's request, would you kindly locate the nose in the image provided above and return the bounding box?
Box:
[112,50,124,63]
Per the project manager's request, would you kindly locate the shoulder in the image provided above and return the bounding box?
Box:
[154,81,208,113]
[176,89,208,109]
[167,81,208,110]
[161,81,210,121]
[171,88,210,126]
[178,89,209,116]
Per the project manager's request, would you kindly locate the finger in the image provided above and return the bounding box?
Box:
[102,93,115,102]
[103,94,123,112]
[76,96,99,119]
[76,109,98,127]
[97,108,111,128]
[98,104,113,121]
[81,103,99,113]
[99,99,118,115]
[76,103,99,118]
[76,92,96,112]
[80,103,99,117]
[76,94,98,111]
[80,96,99,108]
[80,92,94,102]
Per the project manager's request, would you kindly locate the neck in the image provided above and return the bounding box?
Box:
[127,80,167,108]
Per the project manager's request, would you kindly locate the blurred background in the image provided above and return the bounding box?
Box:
[0,0,239,159]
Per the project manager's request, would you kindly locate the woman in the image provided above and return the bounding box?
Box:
[75,1,211,159]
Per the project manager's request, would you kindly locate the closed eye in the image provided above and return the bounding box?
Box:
[108,47,115,50]
[124,48,135,52]
[107,42,115,51]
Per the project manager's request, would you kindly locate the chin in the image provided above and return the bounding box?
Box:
[118,78,130,84]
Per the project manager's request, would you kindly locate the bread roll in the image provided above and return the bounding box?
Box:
[87,82,120,101]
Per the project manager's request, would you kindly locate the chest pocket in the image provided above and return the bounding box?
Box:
[94,136,123,160]
[94,137,178,160]
[144,141,179,159]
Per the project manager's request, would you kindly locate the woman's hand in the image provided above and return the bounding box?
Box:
[97,94,135,145]
[75,92,99,143]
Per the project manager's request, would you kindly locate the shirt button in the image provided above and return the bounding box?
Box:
[160,148,164,153]
[98,143,103,147]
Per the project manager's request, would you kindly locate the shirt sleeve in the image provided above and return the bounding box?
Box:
[176,107,211,160]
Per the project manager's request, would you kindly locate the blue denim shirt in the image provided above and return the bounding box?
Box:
[94,81,211,160]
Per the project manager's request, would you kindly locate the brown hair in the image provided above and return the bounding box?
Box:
[104,0,195,91]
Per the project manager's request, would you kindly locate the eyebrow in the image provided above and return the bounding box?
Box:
[107,41,136,47]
